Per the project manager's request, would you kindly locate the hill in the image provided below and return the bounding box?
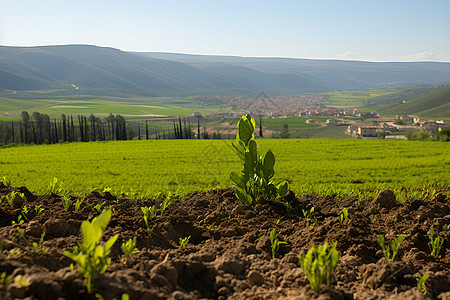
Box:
[0,45,323,96]
[377,85,450,118]
[138,52,450,91]
[1,45,450,97]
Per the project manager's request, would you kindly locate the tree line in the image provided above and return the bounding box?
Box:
[0,111,223,145]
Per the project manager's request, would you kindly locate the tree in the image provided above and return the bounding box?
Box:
[280,124,289,139]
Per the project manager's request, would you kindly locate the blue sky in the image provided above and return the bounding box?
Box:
[0,0,449,61]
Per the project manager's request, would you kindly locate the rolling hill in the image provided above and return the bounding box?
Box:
[1,45,450,97]
[377,85,450,118]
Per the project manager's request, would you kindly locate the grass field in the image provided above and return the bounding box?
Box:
[0,94,228,120]
[1,139,448,198]
[322,89,403,107]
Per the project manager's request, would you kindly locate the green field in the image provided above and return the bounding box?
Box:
[1,139,448,198]
[322,89,403,107]
[0,94,228,121]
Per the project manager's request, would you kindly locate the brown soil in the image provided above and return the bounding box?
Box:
[0,183,449,300]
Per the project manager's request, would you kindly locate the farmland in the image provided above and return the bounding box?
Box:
[0,93,226,121]
[1,139,448,197]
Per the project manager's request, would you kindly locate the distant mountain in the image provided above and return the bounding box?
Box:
[138,52,450,91]
[0,45,323,96]
[1,45,450,97]
[377,85,450,118]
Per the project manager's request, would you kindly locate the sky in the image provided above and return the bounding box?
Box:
[0,0,449,62]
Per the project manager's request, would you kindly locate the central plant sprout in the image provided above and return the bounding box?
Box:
[230,114,289,206]
[64,210,118,293]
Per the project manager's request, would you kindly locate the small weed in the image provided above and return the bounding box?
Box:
[121,237,139,264]
[34,204,44,217]
[302,207,317,228]
[377,234,405,264]
[46,177,65,195]
[337,207,350,226]
[428,227,444,257]
[417,273,429,293]
[63,195,72,211]
[21,205,30,221]
[270,228,287,258]
[64,210,118,293]
[0,272,12,284]
[179,236,191,248]
[74,197,84,212]
[141,205,157,230]
[299,241,340,293]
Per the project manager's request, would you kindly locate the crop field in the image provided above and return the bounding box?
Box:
[1,139,448,198]
[322,88,405,107]
[0,94,227,120]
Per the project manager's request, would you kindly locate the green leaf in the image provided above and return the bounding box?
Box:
[263,150,275,172]
[237,115,254,145]
[230,172,246,189]
[277,181,289,196]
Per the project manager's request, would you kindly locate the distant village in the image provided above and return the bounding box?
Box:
[217,95,450,139]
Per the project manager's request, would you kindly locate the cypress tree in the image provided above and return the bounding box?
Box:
[146,120,149,140]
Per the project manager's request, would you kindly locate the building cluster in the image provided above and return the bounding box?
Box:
[299,107,377,118]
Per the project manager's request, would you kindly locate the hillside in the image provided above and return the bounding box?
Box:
[139,52,450,91]
[1,45,450,98]
[377,85,450,118]
[0,45,323,96]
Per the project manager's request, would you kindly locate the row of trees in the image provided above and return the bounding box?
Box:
[0,112,224,145]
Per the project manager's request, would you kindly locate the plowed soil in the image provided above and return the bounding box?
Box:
[0,183,449,300]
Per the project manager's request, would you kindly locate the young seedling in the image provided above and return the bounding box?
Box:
[417,273,429,293]
[64,210,118,293]
[377,234,405,264]
[337,207,350,226]
[160,192,178,215]
[63,195,72,211]
[302,207,318,228]
[32,233,47,254]
[46,177,65,195]
[74,197,84,212]
[0,272,12,284]
[428,227,444,257]
[230,114,289,206]
[443,224,449,231]
[21,205,30,221]
[179,236,191,248]
[270,228,287,258]
[34,205,44,217]
[120,237,139,264]
[4,191,25,208]
[141,205,157,230]
[298,241,340,293]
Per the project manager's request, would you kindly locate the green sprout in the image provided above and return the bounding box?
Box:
[21,205,30,221]
[377,234,405,264]
[63,195,72,211]
[443,224,450,231]
[270,228,287,258]
[0,272,12,284]
[34,204,44,217]
[428,227,444,257]
[46,177,64,195]
[230,114,289,206]
[299,241,340,293]
[337,207,350,226]
[64,210,118,293]
[417,273,429,293]
[179,236,191,248]
[141,205,157,230]
[120,237,139,264]
[4,191,25,208]
[302,207,318,228]
[32,233,47,254]
[74,197,84,212]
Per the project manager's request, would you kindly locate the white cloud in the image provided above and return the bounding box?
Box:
[335,51,360,60]
[387,52,450,62]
